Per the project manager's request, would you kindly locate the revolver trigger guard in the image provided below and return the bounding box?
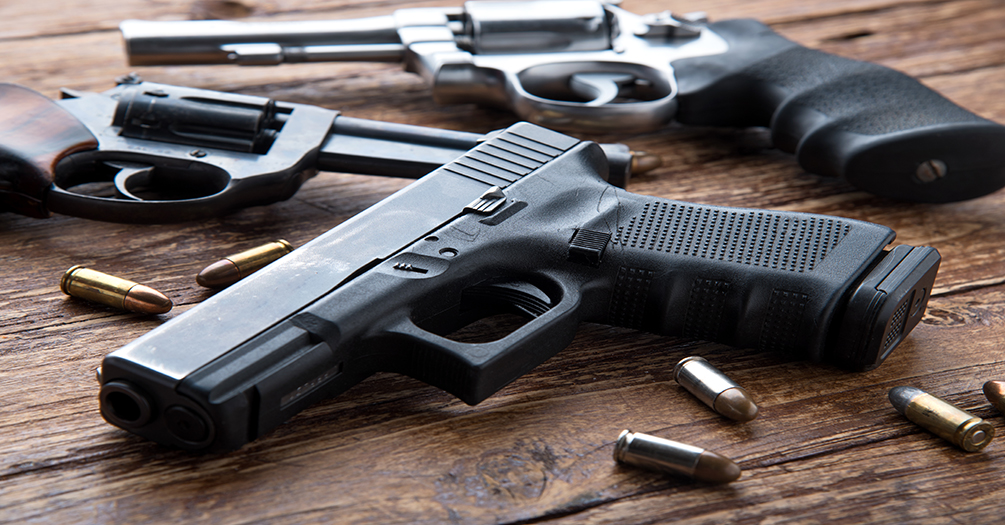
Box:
[504,63,679,133]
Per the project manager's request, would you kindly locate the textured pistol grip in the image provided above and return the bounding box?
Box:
[603,193,933,369]
[673,19,1005,202]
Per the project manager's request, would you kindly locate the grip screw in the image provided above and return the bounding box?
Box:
[915,159,947,183]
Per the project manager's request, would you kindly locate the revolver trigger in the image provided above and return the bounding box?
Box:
[109,162,156,201]
[569,73,638,106]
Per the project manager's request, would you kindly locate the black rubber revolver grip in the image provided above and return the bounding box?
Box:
[673,19,1005,202]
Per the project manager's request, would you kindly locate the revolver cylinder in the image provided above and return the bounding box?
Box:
[113,87,281,153]
[460,1,611,54]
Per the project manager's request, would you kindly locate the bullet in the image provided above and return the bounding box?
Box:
[614,430,741,483]
[61,265,172,314]
[984,381,1005,415]
[630,151,662,175]
[674,356,758,422]
[196,239,294,288]
[889,386,994,452]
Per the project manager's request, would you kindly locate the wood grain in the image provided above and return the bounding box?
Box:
[2,0,1004,523]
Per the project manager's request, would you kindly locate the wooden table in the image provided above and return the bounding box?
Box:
[3,0,1004,523]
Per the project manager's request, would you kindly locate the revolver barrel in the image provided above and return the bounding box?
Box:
[120,1,613,66]
[120,18,410,66]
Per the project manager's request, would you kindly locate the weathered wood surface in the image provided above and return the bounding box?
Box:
[2,0,1004,523]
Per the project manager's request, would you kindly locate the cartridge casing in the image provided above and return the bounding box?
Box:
[61,266,172,314]
[889,386,994,452]
[985,381,1005,415]
[197,239,294,287]
[614,429,741,483]
[674,356,758,421]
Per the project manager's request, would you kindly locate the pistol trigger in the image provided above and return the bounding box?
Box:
[463,281,553,318]
[569,73,637,106]
[109,162,155,201]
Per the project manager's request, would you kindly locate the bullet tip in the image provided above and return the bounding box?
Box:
[197,259,241,288]
[888,386,924,415]
[984,380,1005,415]
[694,450,742,483]
[714,388,759,422]
[123,284,173,314]
[630,151,662,175]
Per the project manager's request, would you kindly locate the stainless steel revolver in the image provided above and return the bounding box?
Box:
[120,1,1005,203]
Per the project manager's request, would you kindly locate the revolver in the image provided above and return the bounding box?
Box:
[0,79,648,223]
[120,1,1005,203]
[98,123,941,451]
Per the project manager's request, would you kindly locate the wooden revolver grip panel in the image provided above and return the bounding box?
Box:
[0,83,98,218]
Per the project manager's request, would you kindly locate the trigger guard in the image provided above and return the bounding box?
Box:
[388,279,583,405]
[505,64,679,132]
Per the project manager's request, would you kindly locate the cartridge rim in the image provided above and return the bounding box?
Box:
[958,419,995,452]
[60,265,84,295]
[673,355,707,381]
[614,429,634,462]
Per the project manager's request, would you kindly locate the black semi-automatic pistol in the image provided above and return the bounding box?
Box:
[98,123,940,451]
[120,1,1005,202]
[0,78,647,223]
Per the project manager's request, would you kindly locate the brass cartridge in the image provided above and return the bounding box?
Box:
[61,266,172,314]
[984,380,1005,416]
[889,386,994,452]
[197,239,294,288]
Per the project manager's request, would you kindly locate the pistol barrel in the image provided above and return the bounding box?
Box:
[319,116,659,186]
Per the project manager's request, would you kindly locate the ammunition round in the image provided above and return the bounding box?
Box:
[629,151,662,174]
[674,356,758,422]
[984,380,1005,416]
[197,239,294,287]
[61,265,172,314]
[889,386,995,452]
[614,429,741,483]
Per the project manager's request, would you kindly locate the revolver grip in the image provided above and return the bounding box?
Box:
[0,84,98,217]
[602,192,940,369]
[673,19,1005,202]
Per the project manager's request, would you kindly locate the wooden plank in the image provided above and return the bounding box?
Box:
[1,0,1004,523]
[2,288,1003,522]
